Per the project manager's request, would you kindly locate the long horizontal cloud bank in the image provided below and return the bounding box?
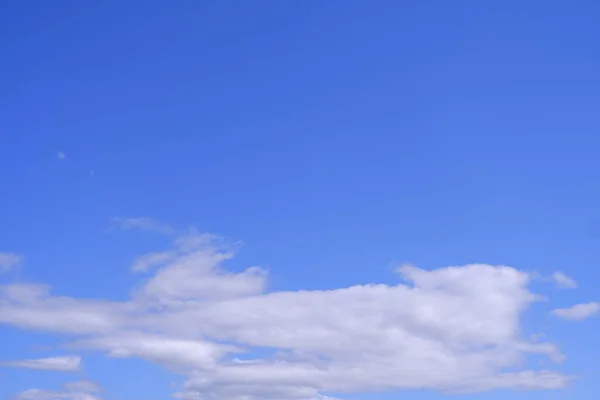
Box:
[0,229,575,399]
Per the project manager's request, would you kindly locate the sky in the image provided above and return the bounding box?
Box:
[1,0,600,399]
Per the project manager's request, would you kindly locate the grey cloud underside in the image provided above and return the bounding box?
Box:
[1,232,574,399]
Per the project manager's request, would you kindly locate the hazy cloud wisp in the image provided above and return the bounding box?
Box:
[15,380,101,400]
[552,302,600,320]
[1,356,81,372]
[0,252,21,273]
[551,272,578,289]
[111,217,175,235]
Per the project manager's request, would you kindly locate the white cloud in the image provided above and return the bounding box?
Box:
[552,302,600,321]
[1,356,81,371]
[133,233,266,303]
[15,380,101,400]
[73,333,236,372]
[0,283,131,334]
[0,252,21,273]
[111,217,175,235]
[0,230,576,399]
[551,272,577,289]
[131,251,175,272]
[57,151,66,160]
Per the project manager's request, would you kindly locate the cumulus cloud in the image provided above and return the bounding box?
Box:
[551,272,577,289]
[15,380,101,400]
[133,233,266,303]
[1,229,576,399]
[110,217,175,235]
[1,356,81,371]
[552,302,600,321]
[0,252,21,273]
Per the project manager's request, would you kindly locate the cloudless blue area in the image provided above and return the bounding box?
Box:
[1,1,599,399]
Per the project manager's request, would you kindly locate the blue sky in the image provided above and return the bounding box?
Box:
[1,1,600,399]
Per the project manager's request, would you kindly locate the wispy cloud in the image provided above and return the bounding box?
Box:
[131,251,175,272]
[551,272,577,289]
[64,381,101,393]
[110,217,175,235]
[0,252,21,273]
[1,356,81,372]
[57,151,66,160]
[552,302,600,320]
[15,380,101,400]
